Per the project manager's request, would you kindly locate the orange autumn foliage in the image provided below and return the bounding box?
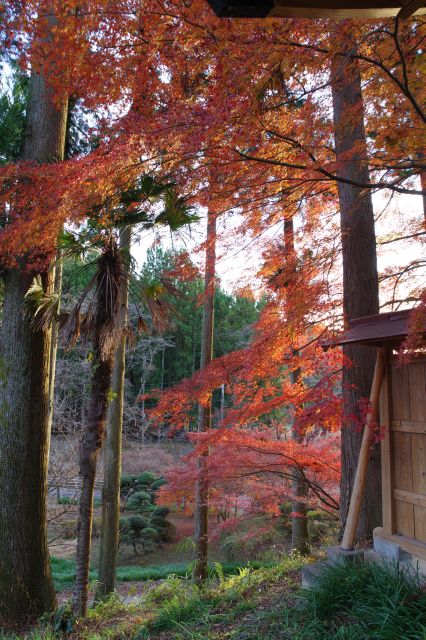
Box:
[1,1,424,519]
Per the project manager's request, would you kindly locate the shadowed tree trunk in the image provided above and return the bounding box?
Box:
[0,69,68,621]
[419,153,426,220]
[47,253,63,450]
[72,238,122,616]
[331,22,381,541]
[193,210,216,585]
[289,365,309,554]
[284,217,309,554]
[96,226,131,600]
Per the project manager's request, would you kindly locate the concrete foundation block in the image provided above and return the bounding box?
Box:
[373,536,401,561]
[399,556,426,582]
[327,545,365,566]
[364,548,391,568]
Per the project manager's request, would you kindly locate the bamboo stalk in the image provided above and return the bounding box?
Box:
[341,347,386,550]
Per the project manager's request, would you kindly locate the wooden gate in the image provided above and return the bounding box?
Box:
[381,354,426,547]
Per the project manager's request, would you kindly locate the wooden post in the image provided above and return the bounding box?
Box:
[341,347,386,550]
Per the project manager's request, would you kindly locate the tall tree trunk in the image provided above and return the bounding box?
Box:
[331,22,381,541]
[193,211,216,585]
[96,226,131,600]
[419,153,426,221]
[47,253,63,447]
[289,366,309,554]
[72,239,120,617]
[0,69,67,621]
[48,99,75,445]
[284,218,310,554]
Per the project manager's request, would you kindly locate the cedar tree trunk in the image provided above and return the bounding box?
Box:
[0,70,67,621]
[193,211,216,585]
[331,22,381,541]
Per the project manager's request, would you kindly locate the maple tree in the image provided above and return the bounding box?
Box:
[0,0,424,623]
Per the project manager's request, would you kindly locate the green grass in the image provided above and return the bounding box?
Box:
[6,557,426,639]
[56,497,102,507]
[128,559,426,640]
[132,556,304,638]
[50,556,277,591]
[285,560,426,640]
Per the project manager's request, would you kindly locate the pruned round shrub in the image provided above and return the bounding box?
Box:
[127,490,152,511]
[128,515,149,532]
[152,506,170,518]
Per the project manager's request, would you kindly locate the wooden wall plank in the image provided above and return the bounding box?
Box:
[391,365,403,421]
[381,351,395,535]
[409,363,426,422]
[414,506,426,543]
[401,365,411,421]
[395,501,415,537]
[394,432,413,491]
[412,434,426,495]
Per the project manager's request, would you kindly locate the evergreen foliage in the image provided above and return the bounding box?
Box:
[0,67,27,163]
[119,473,174,553]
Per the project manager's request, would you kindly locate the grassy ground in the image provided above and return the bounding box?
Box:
[3,556,426,640]
[51,556,277,591]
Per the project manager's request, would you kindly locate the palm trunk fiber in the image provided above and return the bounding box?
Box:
[72,241,120,616]
[331,22,381,541]
[193,211,216,585]
[0,69,67,621]
[96,227,131,600]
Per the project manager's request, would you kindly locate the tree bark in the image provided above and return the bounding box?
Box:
[289,373,309,555]
[96,227,131,600]
[330,22,381,541]
[193,211,216,585]
[47,253,63,445]
[284,218,310,554]
[72,240,120,617]
[418,153,426,221]
[0,69,67,620]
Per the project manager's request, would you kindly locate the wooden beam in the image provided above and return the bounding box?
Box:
[341,348,386,550]
[395,489,426,509]
[271,1,402,18]
[398,0,426,18]
[392,420,426,434]
[206,0,426,18]
[380,348,395,535]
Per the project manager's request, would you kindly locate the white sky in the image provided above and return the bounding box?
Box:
[133,188,425,308]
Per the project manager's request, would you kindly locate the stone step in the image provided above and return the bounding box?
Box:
[301,560,330,588]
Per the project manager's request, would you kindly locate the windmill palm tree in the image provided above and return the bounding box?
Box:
[26,175,197,616]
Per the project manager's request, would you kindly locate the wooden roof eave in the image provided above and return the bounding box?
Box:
[207,0,426,19]
[322,309,426,351]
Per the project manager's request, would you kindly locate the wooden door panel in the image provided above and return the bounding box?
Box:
[414,506,426,542]
[394,432,413,491]
[395,501,415,537]
[409,363,426,422]
[412,434,426,495]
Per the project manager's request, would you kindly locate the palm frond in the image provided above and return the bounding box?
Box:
[59,229,101,262]
[24,275,60,331]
